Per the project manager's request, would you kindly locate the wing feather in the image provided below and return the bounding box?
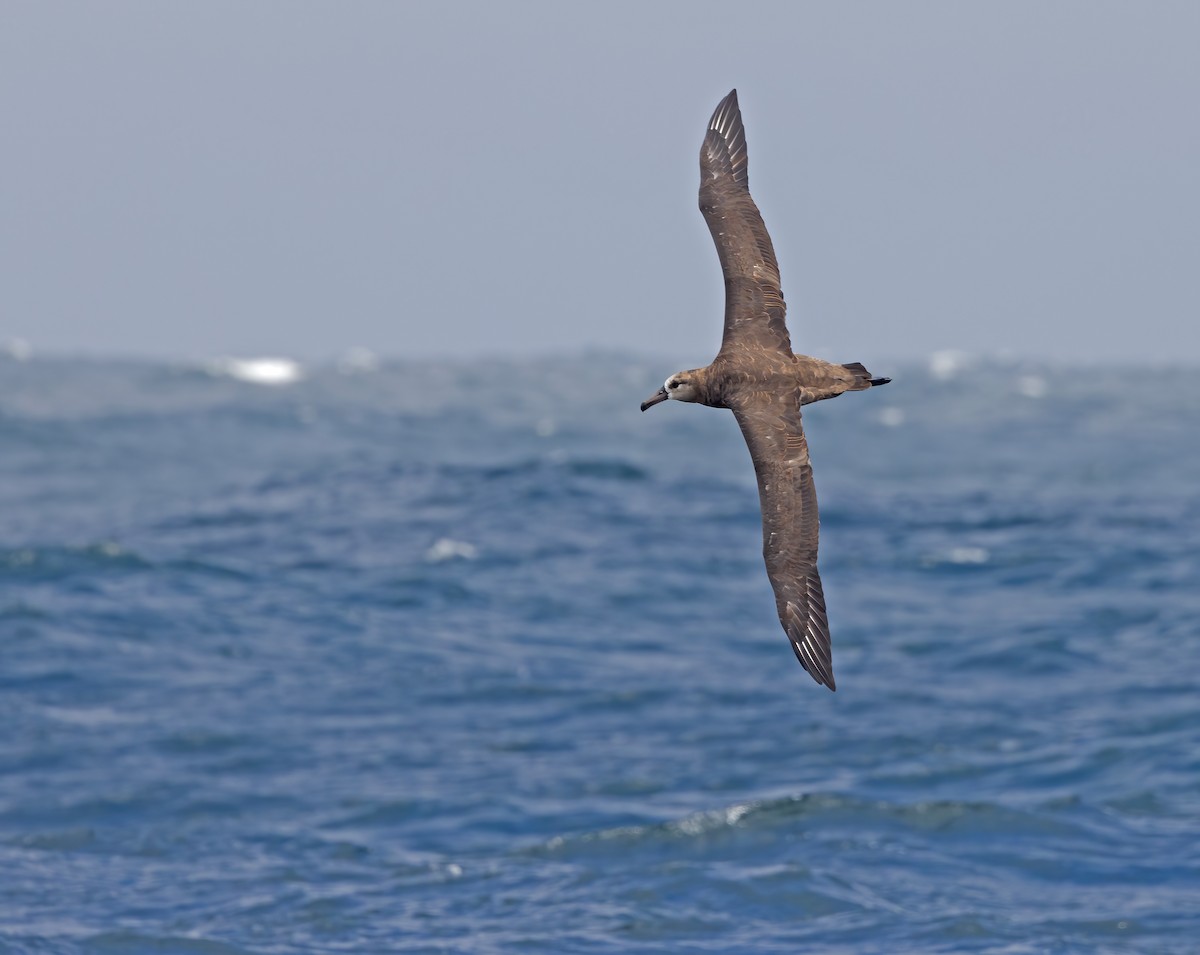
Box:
[731,394,834,690]
[699,90,793,358]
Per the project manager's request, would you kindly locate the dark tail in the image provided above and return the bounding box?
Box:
[841,361,891,391]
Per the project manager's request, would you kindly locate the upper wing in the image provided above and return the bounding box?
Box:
[700,90,794,359]
[731,393,834,690]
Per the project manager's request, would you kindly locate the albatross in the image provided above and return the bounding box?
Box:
[641,89,890,691]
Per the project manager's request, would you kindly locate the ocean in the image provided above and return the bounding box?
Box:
[1,352,1197,953]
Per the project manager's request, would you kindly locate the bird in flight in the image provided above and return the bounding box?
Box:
[641,90,890,691]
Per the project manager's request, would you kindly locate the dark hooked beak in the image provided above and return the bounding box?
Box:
[640,387,668,412]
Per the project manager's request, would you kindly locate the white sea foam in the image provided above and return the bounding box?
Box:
[426,538,478,562]
[928,349,971,381]
[208,357,304,386]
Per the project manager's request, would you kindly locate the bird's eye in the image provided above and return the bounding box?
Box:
[669,381,679,390]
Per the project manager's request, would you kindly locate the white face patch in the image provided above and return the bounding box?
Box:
[665,374,697,402]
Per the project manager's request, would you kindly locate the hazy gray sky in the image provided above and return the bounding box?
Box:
[2,1,1197,363]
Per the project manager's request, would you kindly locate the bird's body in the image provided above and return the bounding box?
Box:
[641,90,890,691]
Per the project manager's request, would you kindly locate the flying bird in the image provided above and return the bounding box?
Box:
[641,90,890,691]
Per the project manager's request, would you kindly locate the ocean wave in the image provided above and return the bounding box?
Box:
[81,932,254,955]
[4,355,1198,952]
[533,792,1091,858]
[441,456,649,483]
[0,543,151,578]
[202,357,304,386]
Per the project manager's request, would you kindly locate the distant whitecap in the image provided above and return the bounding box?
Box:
[337,347,379,374]
[1016,375,1047,398]
[425,538,478,562]
[209,357,304,386]
[928,349,971,381]
[2,338,32,361]
[879,406,905,427]
[948,546,989,564]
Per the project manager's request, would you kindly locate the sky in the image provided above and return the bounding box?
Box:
[2,1,1197,365]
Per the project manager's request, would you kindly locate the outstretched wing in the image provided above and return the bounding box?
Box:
[731,393,834,690]
[700,90,793,359]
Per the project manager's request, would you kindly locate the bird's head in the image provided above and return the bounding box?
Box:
[640,371,704,411]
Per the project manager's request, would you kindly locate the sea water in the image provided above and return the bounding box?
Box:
[1,352,1197,953]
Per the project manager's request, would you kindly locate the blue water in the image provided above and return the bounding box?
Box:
[2,353,1198,953]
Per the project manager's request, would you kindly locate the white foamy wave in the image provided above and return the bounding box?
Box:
[207,357,304,386]
[543,800,757,851]
[425,538,478,562]
[928,349,972,381]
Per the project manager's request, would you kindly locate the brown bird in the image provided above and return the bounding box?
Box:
[641,90,890,691]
